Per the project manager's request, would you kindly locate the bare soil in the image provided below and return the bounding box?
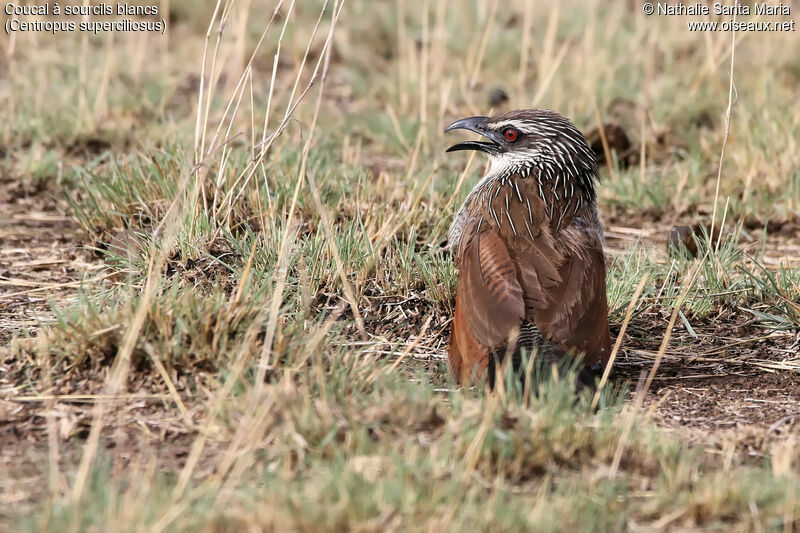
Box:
[647,373,800,460]
[0,174,101,344]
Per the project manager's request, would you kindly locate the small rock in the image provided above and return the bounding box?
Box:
[488,87,509,108]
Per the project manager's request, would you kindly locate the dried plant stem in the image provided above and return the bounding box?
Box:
[710,0,738,242]
[609,252,706,478]
[592,97,617,182]
[257,0,347,384]
[467,0,498,89]
[194,0,225,164]
[70,164,192,507]
[592,275,648,409]
[260,0,294,154]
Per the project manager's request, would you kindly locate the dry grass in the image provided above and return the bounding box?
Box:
[1,0,800,530]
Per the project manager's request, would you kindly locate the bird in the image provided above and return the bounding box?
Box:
[443,109,612,388]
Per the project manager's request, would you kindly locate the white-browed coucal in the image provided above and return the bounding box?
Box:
[444,109,612,387]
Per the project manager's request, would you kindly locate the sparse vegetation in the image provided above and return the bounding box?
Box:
[1,1,799,531]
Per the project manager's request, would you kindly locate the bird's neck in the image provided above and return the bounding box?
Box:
[448,165,598,256]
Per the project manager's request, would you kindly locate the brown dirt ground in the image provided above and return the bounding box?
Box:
[614,317,800,461]
[1,173,799,509]
[0,175,103,345]
[0,174,206,508]
[603,215,800,460]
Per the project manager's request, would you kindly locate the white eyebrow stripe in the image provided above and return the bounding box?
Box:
[487,119,544,135]
[486,119,522,131]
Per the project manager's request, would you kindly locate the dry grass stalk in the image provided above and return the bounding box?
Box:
[593,275,649,409]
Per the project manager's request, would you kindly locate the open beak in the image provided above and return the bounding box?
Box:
[444,116,501,154]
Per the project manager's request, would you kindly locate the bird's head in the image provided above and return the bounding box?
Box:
[445,109,598,201]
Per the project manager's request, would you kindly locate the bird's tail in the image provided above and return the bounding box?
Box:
[487,322,599,392]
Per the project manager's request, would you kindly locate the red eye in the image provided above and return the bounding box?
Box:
[504,128,519,142]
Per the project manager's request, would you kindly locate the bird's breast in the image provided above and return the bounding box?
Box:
[449,169,593,262]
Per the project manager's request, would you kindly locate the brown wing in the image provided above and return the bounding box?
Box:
[449,177,611,382]
[448,229,525,383]
[493,178,611,368]
[529,241,612,367]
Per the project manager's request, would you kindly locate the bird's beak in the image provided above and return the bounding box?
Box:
[444,116,500,154]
